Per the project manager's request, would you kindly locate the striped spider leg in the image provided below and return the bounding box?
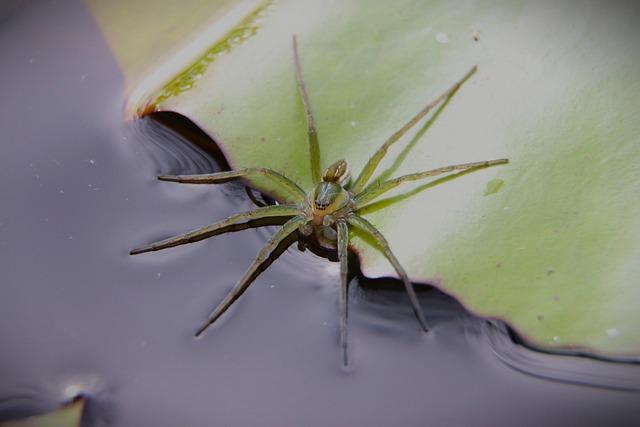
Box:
[129,168,309,336]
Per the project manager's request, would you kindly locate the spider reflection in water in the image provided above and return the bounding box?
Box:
[131,36,508,365]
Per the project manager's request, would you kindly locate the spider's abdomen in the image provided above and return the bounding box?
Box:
[322,159,350,184]
[312,182,350,215]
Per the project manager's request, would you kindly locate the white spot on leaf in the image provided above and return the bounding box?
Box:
[436,32,449,43]
[606,328,620,337]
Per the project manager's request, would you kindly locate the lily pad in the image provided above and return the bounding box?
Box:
[88,0,640,357]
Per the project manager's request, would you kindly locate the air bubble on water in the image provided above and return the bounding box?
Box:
[58,374,104,401]
[63,384,82,399]
[323,263,340,276]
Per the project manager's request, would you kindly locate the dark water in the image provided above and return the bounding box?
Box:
[0,1,639,426]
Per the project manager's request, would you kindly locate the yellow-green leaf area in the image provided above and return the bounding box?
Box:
[89,0,640,357]
[152,0,272,109]
[429,69,640,354]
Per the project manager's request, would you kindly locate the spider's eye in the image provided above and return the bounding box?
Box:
[314,200,332,210]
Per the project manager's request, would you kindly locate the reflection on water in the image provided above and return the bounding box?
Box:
[484,322,640,392]
[0,0,639,426]
[130,111,230,176]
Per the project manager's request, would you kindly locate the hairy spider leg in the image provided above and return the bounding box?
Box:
[336,220,350,366]
[195,215,307,336]
[351,66,478,194]
[293,35,322,185]
[129,204,300,255]
[354,158,509,207]
[347,214,428,332]
[158,168,306,204]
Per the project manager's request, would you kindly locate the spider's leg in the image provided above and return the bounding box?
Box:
[195,215,307,336]
[336,220,350,366]
[130,205,300,255]
[346,214,428,332]
[354,158,508,207]
[158,168,306,204]
[351,66,477,194]
[293,35,321,185]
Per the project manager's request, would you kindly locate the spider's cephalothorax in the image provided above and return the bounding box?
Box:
[304,159,353,248]
[312,177,350,217]
[130,35,508,366]
[311,160,351,217]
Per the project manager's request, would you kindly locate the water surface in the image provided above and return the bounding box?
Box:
[0,1,639,426]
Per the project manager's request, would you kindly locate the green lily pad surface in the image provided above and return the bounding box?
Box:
[88,0,640,357]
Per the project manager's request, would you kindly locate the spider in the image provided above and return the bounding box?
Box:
[131,36,508,365]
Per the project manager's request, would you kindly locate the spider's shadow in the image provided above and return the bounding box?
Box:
[357,164,494,215]
[374,83,459,184]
